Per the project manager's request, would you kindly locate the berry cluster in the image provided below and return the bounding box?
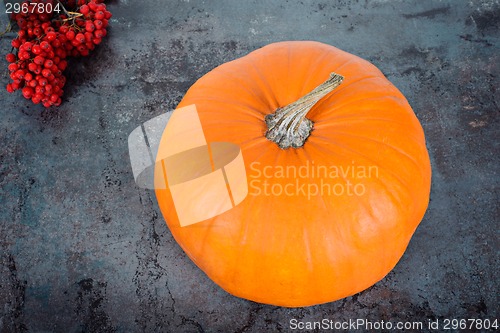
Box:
[4,0,111,108]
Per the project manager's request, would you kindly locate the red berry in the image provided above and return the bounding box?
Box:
[76,33,85,43]
[19,51,31,60]
[35,86,45,94]
[24,72,33,81]
[15,69,25,80]
[105,11,112,19]
[58,60,68,71]
[56,49,67,58]
[42,68,51,78]
[80,4,90,15]
[32,96,41,104]
[51,38,62,48]
[6,53,16,63]
[6,84,14,93]
[44,59,54,68]
[66,30,76,40]
[59,25,69,34]
[8,63,19,72]
[38,77,48,86]
[34,56,45,65]
[92,37,102,45]
[22,87,34,98]
[29,80,38,88]
[33,27,42,36]
[12,39,21,48]
[84,31,93,42]
[94,29,105,38]
[39,13,49,22]
[85,21,95,32]
[40,41,50,50]
[50,94,59,103]
[23,42,33,51]
[46,31,57,41]
[94,20,103,29]
[95,11,105,20]
[76,19,85,27]
[32,45,42,55]
[28,62,38,72]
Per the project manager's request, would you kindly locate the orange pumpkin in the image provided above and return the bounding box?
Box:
[155,41,431,307]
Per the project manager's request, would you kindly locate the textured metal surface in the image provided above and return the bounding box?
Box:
[0,0,498,332]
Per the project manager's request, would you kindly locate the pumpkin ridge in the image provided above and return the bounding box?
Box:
[320,75,385,96]
[311,94,407,119]
[305,141,411,277]
[309,135,417,204]
[186,78,271,115]
[314,119,424,144]
[327,131,427,176]
[309,75,392,116]
[184,96,268,120]
[246,59,281,110]
[295,46,343,96]
[304,141,396,227]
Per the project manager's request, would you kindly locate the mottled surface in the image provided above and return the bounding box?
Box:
[0,0,498,332]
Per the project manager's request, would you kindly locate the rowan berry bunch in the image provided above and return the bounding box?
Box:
[4,0,111,108]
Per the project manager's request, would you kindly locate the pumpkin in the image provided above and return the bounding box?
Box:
[155,41,431,307]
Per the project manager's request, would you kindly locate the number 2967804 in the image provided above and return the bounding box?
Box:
[5,2,61,14]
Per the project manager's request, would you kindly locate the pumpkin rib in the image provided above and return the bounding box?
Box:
[303,141,409,272]
[320,75,393,97]
[315,115,417,127]
[239,136,270,151]
[298,147,330,213]
[304,141,401,247]
[321,130,426,174]
[314,119,424,145]
[298,47,344,96]
[186,95,268,118]
[246,56,283,109]
[310,75,388,116]
[213,66,275,112]
[311,94,409,120]
[183,83,271,118]
[309,135,417,207]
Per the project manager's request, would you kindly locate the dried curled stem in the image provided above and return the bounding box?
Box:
[265,73,344,149]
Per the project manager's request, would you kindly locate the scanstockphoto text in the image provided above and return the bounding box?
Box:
[289,318,499,331]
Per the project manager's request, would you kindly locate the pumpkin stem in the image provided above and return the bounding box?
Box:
[265,73,343,149]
